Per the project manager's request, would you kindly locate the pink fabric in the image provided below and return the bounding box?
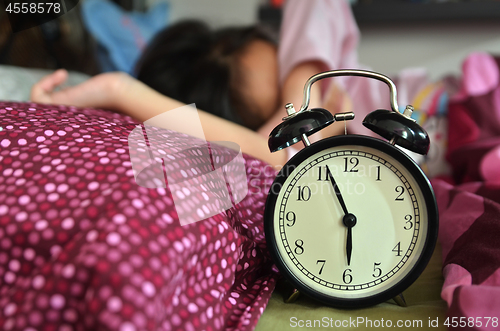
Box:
[480,146,500,184]
[446,54,500,183]
[0,102,279,331]
[433,178,500,331]
[433,54,500,330]
[454,52,499,100]
[453,53,500,185]
[279,0,430,136]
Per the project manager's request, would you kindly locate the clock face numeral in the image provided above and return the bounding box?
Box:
[372,262,382,278]
[317,166,331,181]
[404,214,413,230]
[395,185,405,201]
[375,165,381,181]
[392,242,402,256]
[317,260,326,274]
[296,186,311,201]
[344,157,359,172]
[343,268,353,284]
[286,211,296,227]
[294,239,304,255]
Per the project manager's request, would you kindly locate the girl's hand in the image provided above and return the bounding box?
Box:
[30,69,132,110]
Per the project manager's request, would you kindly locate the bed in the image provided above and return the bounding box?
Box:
[1,54,500,330]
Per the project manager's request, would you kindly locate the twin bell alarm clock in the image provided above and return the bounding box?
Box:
[264,69,438,308]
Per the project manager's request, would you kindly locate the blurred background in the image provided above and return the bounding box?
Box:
[1,0,500,95]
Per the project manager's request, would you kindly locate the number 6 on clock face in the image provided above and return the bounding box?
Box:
[264,135,438,308]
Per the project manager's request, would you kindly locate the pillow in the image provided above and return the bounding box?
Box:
[0,65,89,102]
[0,101,278,330]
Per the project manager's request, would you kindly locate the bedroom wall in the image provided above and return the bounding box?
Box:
[165,0,262,28]
[357,21,500,81]
[163,0,500,81]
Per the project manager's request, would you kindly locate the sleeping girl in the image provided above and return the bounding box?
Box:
[30,0,367,167]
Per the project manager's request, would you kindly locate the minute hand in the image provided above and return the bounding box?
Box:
[325,165,349,215]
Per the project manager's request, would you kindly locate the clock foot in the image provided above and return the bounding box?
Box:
[284,288,301,303]
[392,293,407,307]
[277,279,301,303]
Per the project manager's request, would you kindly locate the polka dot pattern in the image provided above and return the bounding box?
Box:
[129,124,249,226]
[0,102,279,331]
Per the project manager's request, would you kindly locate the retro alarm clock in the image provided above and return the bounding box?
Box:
[264,69,438,308]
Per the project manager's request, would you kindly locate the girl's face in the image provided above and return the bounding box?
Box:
[238,39,280,126]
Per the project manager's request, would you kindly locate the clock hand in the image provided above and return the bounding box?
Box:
[325,165,349,215]
[343,214,357,266]
[346,226,352,266]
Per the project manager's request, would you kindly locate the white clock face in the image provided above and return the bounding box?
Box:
[270,142,431,302]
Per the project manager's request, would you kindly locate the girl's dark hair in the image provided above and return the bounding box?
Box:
[134,21,277,130]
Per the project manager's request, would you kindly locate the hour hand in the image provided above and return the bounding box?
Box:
[343,213,357,265]
[346,227,352,265]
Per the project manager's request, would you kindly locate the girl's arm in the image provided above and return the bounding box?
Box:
[31,70,288,168]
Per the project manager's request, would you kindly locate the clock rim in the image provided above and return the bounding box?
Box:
[264,135,439,308]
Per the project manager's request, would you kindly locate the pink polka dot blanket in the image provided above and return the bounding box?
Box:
[0,102,279,330]
[432,53,500,329]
